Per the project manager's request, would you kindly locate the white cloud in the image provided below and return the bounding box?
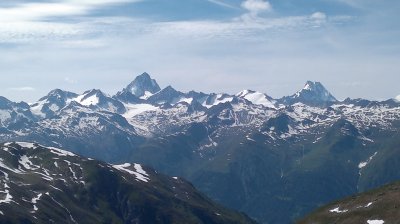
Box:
[311,12,327,20]
[64,77,76,84]
[0,0,141,22]
[0,0,144,44]
[241,0,272,14]
[8,87,36,91]
[395,95,400,102]
[0,21,83,43]
[310,12,327,27]
[239,0,272,22]
[0,3,85,22]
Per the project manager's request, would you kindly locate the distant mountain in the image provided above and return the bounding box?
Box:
[75,89,126,114]
[280,81,337,106]
[0,142,256,224]
[115,72,161,103]
[147,85,185,105]
[1,72,400,223]
[30,89,78,118]
[298,181,400,224]
[236,90,277,109]
[0,96,35,129]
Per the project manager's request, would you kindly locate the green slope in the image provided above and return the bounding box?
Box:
[297,181,400,224]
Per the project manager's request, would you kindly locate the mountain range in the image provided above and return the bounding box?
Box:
[1,72,400,223]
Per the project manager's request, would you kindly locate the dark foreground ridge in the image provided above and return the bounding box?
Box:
[298,181,400,224]
[0,142,256,224]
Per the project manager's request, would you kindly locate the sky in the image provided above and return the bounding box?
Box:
[0,0,399,102]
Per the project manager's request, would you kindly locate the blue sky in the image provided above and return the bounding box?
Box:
[0,0,399,102]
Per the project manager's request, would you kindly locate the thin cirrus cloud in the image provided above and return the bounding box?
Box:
[207,0,238,9]
[0,0,340,45]
[8,87,36,92]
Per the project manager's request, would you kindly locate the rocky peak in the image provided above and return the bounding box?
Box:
[124,72,161,98]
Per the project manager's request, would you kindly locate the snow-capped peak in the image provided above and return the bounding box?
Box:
[41,89,77,100]
[297,81,335,99]
[30,89,78,118]
[72,89,126,113]
[287,81,337,105]
[34,89,77,105]
[236,90,276,109]
[124,72,161,97]
[74,89,106,106]
[236,90,252,98]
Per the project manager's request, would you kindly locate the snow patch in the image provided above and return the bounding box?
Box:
[140,91,153,100]
[0,188,13,204]
[329,207,348,213]
[123,104,158,117]
[31,193,43,211]
[247,137,256,142]
[48,147,76,157]
[19,155,38,170]
[0,171,13,204]
[178,97,193,104]
[73,92,101,106]
[203,94,233,108]
[79,94,99,106]
[367,220,384,224]
[16,142,36,149]
[30,102,46,118]
[0,159,22,174]
[303,83,312,90]
[49,104,59,111]
[69,167,77,180]
[359,152,378,169]
[358,162,368,169]
[365,202,373,208]
[236,90,276,109]
[0,110,11,121]
[113,163,150,182]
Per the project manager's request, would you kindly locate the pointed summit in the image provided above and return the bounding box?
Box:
[280,81,337,107]
[125,72,161,98]
[295,81,337,101]
[114,72,161,103]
